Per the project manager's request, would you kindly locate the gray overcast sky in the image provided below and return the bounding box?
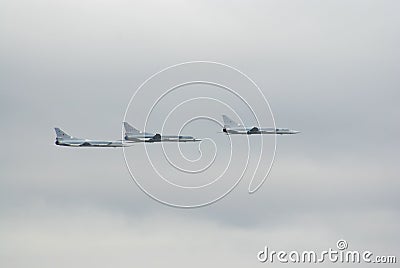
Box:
[1,0,399,267]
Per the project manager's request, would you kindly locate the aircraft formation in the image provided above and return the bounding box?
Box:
[54,115,299,148]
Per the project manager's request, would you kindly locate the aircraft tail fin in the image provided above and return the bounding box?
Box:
[54,128,73,139]
[123,122,141,135]
[222,115,239,128]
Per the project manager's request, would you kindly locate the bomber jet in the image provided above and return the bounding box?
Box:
[54,127,134,147]
[123,122,201,143]
[222,115,300,135]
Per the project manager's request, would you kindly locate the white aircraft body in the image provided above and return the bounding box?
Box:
[54,128,133,147]
[123,122,201,143]
[222,115,300,135]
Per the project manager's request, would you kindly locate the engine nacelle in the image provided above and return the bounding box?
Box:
[247,127,260,134]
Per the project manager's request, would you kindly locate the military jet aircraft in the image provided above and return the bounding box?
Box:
[123,122,201,143]
[222,115,300,135]
[54,127,133,147]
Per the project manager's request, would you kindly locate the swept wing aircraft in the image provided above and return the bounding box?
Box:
[54,128,133,147]
[123,122,201,143]
[222,115,300,135]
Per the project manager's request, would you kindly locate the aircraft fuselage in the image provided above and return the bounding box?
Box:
[55,138,130,147]
[124,134,201,143]
[223,127,300,135]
